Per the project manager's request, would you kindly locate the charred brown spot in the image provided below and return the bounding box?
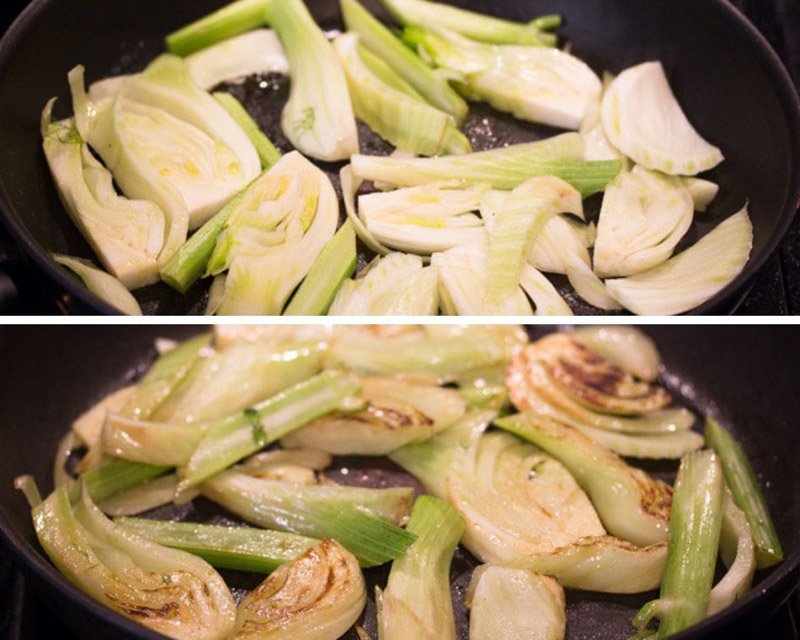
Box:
[108,597,181,620]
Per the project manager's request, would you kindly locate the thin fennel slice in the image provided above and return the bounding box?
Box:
[432,243,533,315]
[42,103,164,289]
[510,536,667,594]
[334,33,463,157]
[601,61,723,175]
[360,183,487,254]
[53,255,142,315]
[329,252,438,316]
[565,256,623,310]
[486,176,582,300]
[519,264,574,316]
[383,0,558,46]
[605,206,753,315]
[593,166,695,278]
[406,27,600,130]
[341,0,468,123]
[185,29,288,90]
[351,132,621,196]
[341,165,392,255]
[467,566,566,640]
[684,177,719,212]
[265,0,359,161]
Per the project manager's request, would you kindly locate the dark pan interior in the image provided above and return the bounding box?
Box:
[0,325,798,639]
[0,0,799,314]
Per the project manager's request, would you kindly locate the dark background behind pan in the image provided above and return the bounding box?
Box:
[0,0,799,315]
[0,325,798,639]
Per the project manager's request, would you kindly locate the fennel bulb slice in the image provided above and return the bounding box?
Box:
[486,176,582,300]
[213,92,282,169]
[234,539,366,640]
[282,376,466,455]
[601,61,724,175]
[467,567,566,640]
[329,253,439,315]
[379,496,463,640]
[30,484,236,640]
[433,243,534,315]
[359,183,487,254]
[523,332,672,415]
[42,108,164,289]
[571,325,661,382]
[605,206,753,315]
[334,33,465,157]
[383,0,558,46]
[507,349,695,435]
[266,0,358,161]
[407,28,601,130]
[707,487,755,615]
[351,132,621,196]
[447,429,606,563]
[510,536,667,594]
[206,151,339,315]
[53,255,142,315]
[185,29,289,90]
[496,413,672,546]
[69,56,261,233]
[593,166,695,278]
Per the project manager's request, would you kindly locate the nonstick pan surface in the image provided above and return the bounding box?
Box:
[0,0,799,315]
[0,325,798,639]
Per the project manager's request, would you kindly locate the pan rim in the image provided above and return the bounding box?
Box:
[0,0,798,316]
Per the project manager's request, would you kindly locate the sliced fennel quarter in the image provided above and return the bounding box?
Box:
[601,61,723,175]
[605,206,753,315]
[593,165,695,278]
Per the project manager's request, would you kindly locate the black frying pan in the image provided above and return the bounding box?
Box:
[0,0,799,315]
[0,325,798,639]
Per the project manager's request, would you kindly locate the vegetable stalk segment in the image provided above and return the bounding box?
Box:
[82,459,172,503]
[378,496,464,640]
[632,450,724,638]
[341,0,468,123]
[334,33,467,157]
[705,417,783,568]
[283,221,358,315]
[166,0,271,56]
[213,92,282,168]
[116,517,318,573]
[382,0,558,46]
[177,370,363,493]
[265,0,359,161]
[202,471,416,566]
[351,133,621,196]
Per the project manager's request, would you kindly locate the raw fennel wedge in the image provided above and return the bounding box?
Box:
[52,255,143,315]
